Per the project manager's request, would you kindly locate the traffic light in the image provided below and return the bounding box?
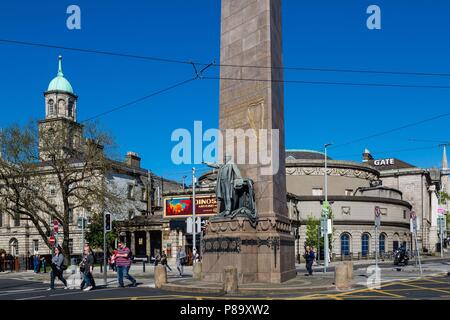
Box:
[105,213,112,232]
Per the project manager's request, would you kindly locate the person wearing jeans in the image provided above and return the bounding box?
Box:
[48,246,68,290]
[115,241,137,288]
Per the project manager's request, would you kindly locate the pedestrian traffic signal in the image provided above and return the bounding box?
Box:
[105,213,112,232]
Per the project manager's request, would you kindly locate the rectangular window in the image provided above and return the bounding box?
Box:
[0,212,2,227]
[345,189,354,196]
[127,184,134,200]
[49,183,56,197]
[68,208,74,224]
[68,239,73,254]
[403,210,406,219]
[33,240,39,253]
[312,188,323,196]
[14,213,20,227]
[128,210,134,220]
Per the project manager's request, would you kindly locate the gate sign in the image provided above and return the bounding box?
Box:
[374,206,381,227]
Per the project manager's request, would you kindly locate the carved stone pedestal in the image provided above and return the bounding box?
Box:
[201,217,296,284]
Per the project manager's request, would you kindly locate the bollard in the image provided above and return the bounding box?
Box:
[154,265,167,289]
[334,264,349,290]
[223,266,238,294]
[344,261,353,280]
[143,261,146,273]
[193,262,202,280]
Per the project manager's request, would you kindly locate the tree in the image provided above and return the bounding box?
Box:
[85,212,118,251]
[305,215,321,249]
[0,120,121,263]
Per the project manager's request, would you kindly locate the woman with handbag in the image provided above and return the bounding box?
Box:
[47,245,68,290]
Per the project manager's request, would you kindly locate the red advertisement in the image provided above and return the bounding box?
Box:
[164,195,218,218]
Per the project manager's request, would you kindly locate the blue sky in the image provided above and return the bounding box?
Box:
[0,1,449,182]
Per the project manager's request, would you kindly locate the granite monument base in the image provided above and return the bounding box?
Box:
[201,217,296,284]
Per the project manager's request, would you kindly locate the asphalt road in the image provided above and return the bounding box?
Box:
[0,274,449,300]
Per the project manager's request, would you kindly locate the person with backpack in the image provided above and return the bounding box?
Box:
[176,246,187,277]
[115,241,137,288]
[48,245,68,290]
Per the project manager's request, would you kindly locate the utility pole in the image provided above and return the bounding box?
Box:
[103,210,107,286]
[147,170,153,216]
[182,176,187,192]
[323,143,332,273]
[192,167,197,262]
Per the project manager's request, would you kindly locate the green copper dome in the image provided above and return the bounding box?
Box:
[47,56,74,94]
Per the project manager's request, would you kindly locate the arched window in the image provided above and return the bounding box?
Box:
[68,100,74,117]
[379,233,386,253]
[58,99,66,115]
[341,233,350,256]
[361,233,370,257]
[9,238,18,256]
[48,99,54,115]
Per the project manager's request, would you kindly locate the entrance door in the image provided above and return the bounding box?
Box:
[150,231,162,258]
[134,231,147,258]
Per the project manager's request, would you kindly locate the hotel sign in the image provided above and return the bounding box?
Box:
[373,158,395,166]
[164,195,218,218]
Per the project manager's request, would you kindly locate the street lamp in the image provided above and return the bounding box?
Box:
[323,143,332,272]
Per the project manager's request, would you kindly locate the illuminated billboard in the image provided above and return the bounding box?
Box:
[164,195,218,218]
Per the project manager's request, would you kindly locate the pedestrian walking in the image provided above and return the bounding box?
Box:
[176,246,187,277]
[33,252,40,273]
[79,245,95,291]
[48,245,68,290]
[115,241,137,288]
[160,250,172,272]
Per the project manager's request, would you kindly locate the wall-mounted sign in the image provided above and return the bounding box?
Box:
[164,195,218,218]
[373,158,395,166]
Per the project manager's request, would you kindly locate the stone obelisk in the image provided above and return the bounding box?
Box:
[202,0,296,283]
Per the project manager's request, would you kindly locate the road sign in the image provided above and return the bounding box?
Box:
[49,236,56,246]
[53,219,60,233]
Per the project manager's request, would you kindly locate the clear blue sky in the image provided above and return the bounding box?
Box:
[0,0,449,182]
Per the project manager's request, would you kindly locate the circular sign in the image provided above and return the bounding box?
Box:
[49,236,56,246]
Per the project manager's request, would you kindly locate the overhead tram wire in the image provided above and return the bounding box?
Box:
[202,76,450,90]
[328,111,450,150]
[2,38,450,77]
[81,77,198,122]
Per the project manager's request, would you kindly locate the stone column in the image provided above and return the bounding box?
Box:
[130,231,135,255]
[202,0,295,284]
[146,231,151,259]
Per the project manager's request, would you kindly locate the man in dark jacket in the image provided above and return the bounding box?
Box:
[304,246,315,276]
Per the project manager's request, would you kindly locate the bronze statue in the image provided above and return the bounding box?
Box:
[207,155,257,227]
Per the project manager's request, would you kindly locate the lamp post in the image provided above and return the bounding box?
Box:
[323,143,332,272]
[192,168,197,262]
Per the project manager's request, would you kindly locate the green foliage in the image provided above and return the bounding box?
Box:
[85,213,118,250]
[305,215,322,248]
[439,191,450,205]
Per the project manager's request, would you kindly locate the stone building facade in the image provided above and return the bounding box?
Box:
[0,56,182,258]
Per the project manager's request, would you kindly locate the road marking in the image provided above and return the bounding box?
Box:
[396,282,450,295]
[370,288,404,298]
